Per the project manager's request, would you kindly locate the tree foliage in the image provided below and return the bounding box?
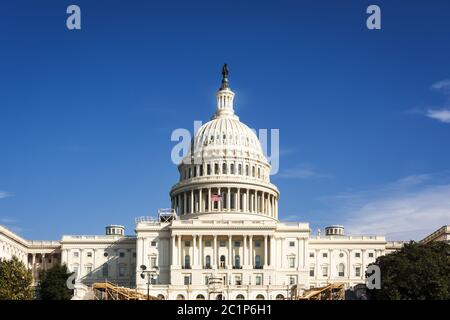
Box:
[39,264,73,300]
[369,241,450,300]
[0,256,34,300]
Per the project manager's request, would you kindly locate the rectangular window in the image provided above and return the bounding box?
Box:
[73,252,79,258]
[234,241,241,247]
[368,252,374,258]
[87,252,92,258]
[322,266,328,277]
[355,267,361,277]
[289,241,295,247]
[235,275,242,285]
[151,241,157,247]
[205,240,212,247]
[150,257,157,268]
[288,257,295,268]
[204,276,210,285]
[85,266,92,274]
[119,265,127,277]
[214,163,219,174]
[184,275,191,285]
[219,240,226,247]
[184,240,191,247]
[309,267,315,277]
[309,252,314,258]
[355,252,361,258]
[322,252,328,258]
[289,276,296,285]
[119,252,125,258]
[207,164,211,175]
[255,240,261,248]
[255,275,262,285]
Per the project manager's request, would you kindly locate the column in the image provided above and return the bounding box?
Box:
[177,194,181,215]
[199,235,203,267]
[270,236,275,267]
[171,235,176,266]
[42,253,46,271]
[190,190,194,214]
[218,188,221,211]
[213,235,218,268]
[237,189,241,212]
[264,235,268,267]
[183,193,187,215]
[32,254,36,280]
[178,235,182,266]
[243,235,247,268]
[208,188,212,212]
[199,188,203,213]
[297,237,302,270]
[79,249,84,278]
[246,189,249,212]
[228,235,232,268]
[249,236,253,267]
[227,187,231,211]
[193,235,197,266]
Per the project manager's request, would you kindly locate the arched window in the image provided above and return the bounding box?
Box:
[216,294,224,300]
[215,163,219,174]
[234,255,241,268]
[276,294,285,300]
[255,255,261,268]
[238,164,242,175]
[245,165,249,176]
[157,294,165,300]
[205,255,211,268]
[256,294,265,300]
[184,255,191,269]
[220,255,226,269]
[236,294,245,300]
[230,163,235,174]
[222,163,227,174]
[252,166,255,177]
[196,294,205,300]
[176,294,185,300]
[258,167,260,178]
[338,263,345,277]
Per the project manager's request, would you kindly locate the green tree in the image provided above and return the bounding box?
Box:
[369,241,450,300]
[0,256,34,300]
[39,264,73,300]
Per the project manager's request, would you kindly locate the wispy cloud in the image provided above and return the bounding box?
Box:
[0,190,12,199]
[414,79,450,123]
[332,172,450,240]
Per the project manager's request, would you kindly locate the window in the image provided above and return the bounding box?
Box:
[238,164,242,175]
[222,163,227,174]
[355,252,361,258]
[119,252,125,258]
[184,255,191,269]
[289,241,295,247]
[309,252,314,258]
[219,240,226,247]
[255,240,261,248]
[309,266,315,277]
[245,165,249,176]
[234,255,241,268]
[322,266,328,277]
[119,264,127,277]
[132,252,136,258]
[104,251,108,257]
[184,240,191,247]
[339,252,344,258]
[255,255,261,268]
[255,275,262,285]
[236,294,245,300]
[289,276,297,285]
[150,257,157,268]
[235,275,242,285]
[205,241,212,247]
[369,252,374,258]
[214,163,219,174]
[252,166,255,177]
[151,241,157,247]
[207,164,211,175]
[288,256,295,268]
[85,266,92,274]
[72,265,79,275]
[87,252,92,258]
[234,241,241,247]
[322,252,328,258]
[230,163,235,174]
[205,255,211,268]
[220,255,226,269]
[73,251,79,258]
[355,267,361,277]
[204,275,210,285]
[184,275,191,285]
[338,263,345,277]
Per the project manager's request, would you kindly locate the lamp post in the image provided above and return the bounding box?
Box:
[140,265,159,300]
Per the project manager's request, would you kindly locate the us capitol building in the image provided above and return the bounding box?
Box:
[1,66,445,300]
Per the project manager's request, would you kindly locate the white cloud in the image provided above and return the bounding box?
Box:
[425,108,450,123]
[275,166,328,179]
[341,173,450,240]
[431,79,450,94]
[0,191,12,199]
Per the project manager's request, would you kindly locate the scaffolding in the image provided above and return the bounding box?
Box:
[295,283,346,300]
[92,281,160,300]
[207,276,224,300]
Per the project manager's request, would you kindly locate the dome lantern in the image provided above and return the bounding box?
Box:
[214,64,237,119]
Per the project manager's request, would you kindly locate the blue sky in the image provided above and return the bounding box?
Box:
[1,0,450,241]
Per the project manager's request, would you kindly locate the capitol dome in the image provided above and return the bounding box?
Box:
[170,64,279,221]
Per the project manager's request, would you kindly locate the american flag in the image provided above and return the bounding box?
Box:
[211,194,222,202]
